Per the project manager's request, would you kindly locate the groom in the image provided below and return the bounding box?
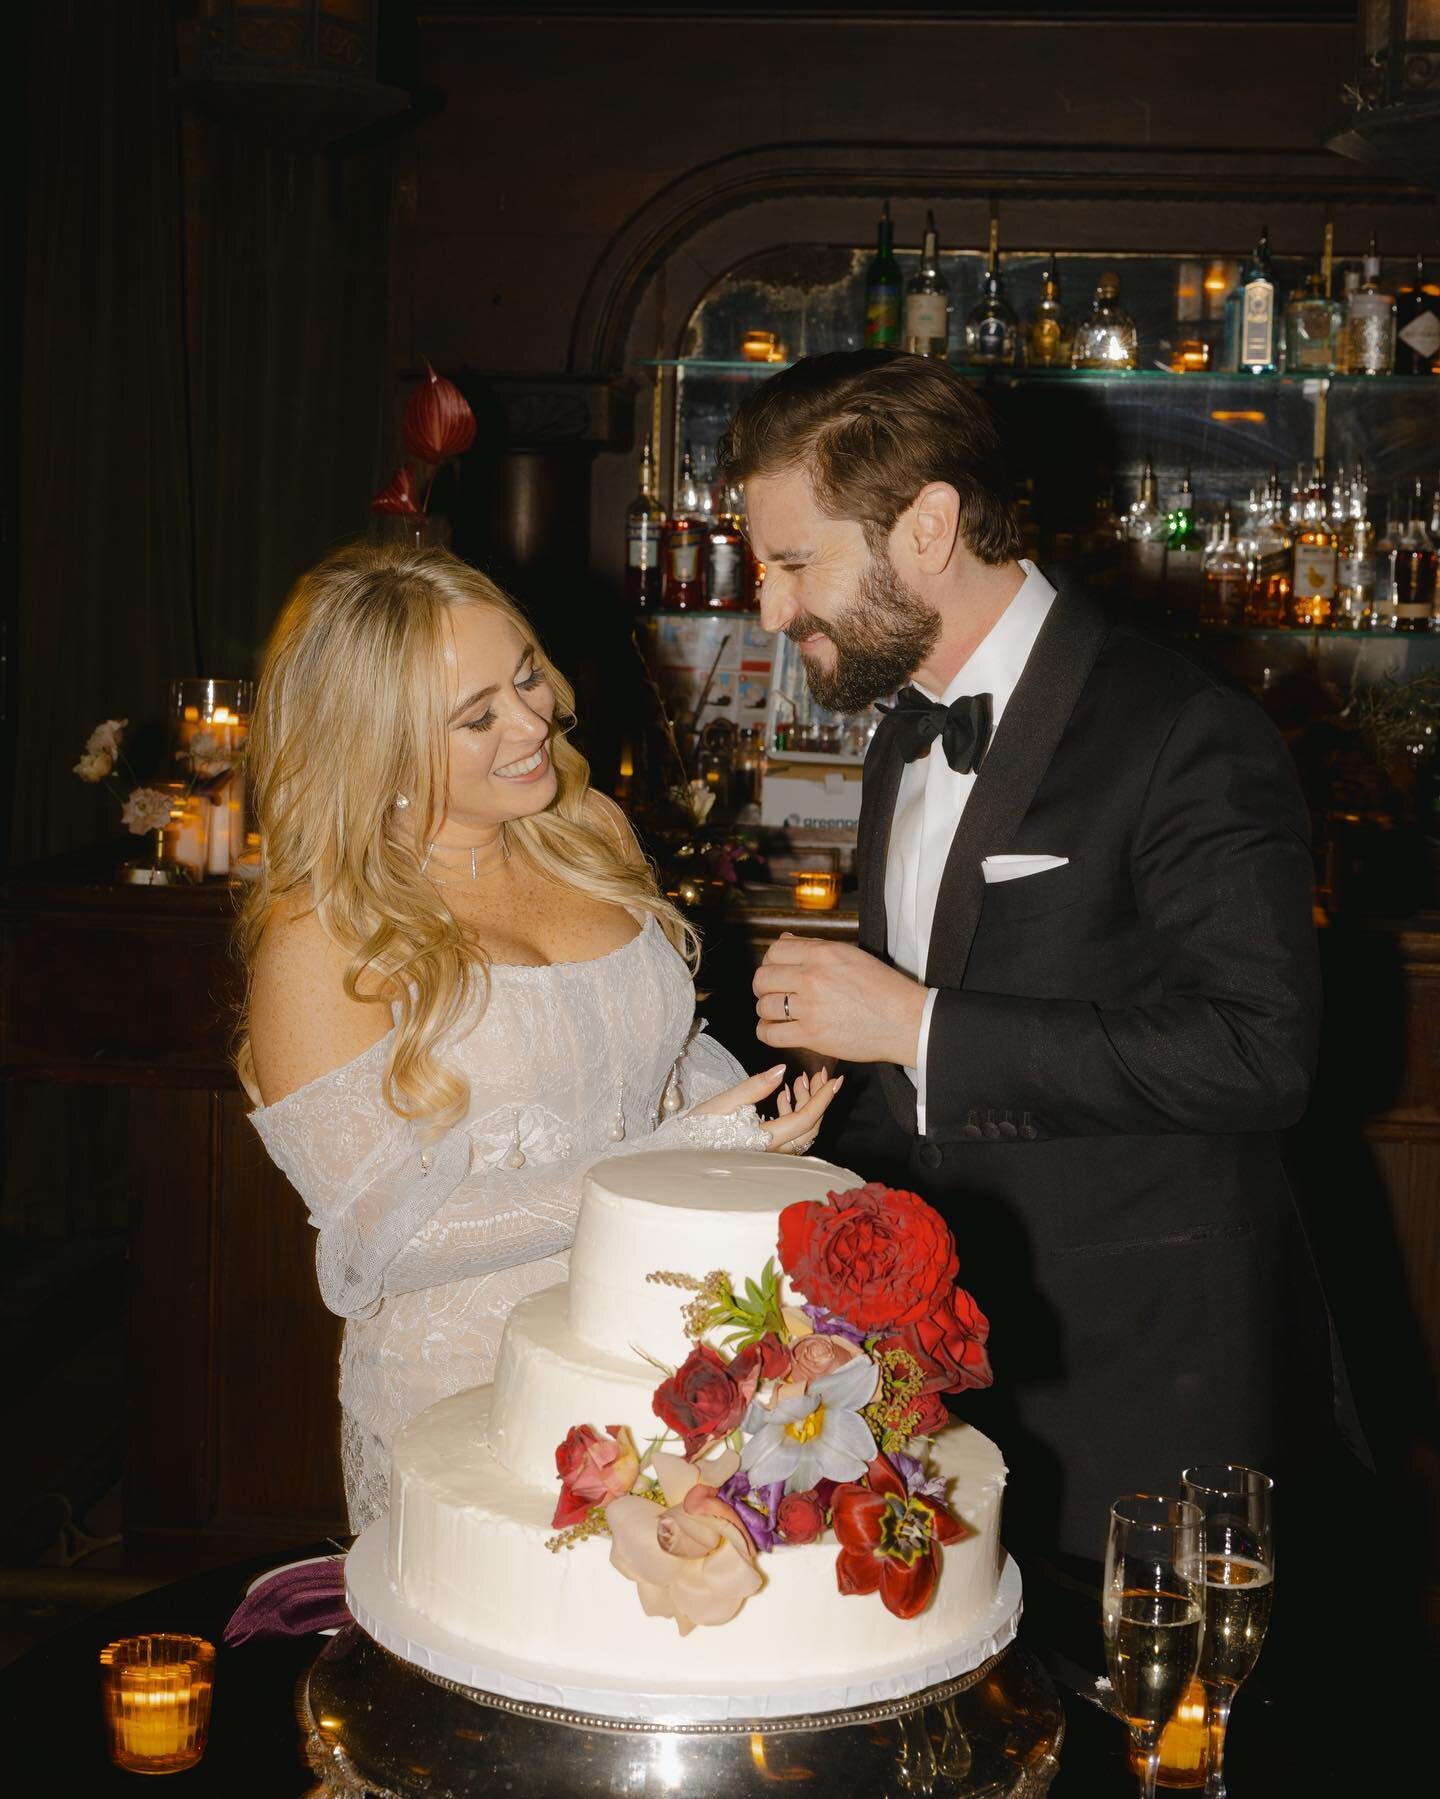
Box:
[723,351,1344,1584]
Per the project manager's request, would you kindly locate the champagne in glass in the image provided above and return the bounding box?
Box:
[1104,1495,1205,1799]
[1182,1464,1275,1799]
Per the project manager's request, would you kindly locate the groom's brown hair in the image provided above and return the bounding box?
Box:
[718,350,1020,566]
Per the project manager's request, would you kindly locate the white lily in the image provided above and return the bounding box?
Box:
[738,1350,879,1493]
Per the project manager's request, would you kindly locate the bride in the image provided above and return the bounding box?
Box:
[237,542,840,1531]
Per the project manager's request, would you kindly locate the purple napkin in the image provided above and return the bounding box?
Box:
[224,1555,350,1645]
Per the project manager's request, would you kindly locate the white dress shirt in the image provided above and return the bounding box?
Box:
[884,560,1057,1133]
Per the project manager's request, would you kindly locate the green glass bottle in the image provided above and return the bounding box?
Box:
[1239,225,1278,374]
[865,201,902,349]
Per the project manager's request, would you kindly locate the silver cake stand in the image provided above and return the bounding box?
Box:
[300,1624,1064,1797]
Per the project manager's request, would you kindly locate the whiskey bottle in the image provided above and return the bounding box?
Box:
[864,202,902,349]
[1025,255,1072,368]
[964,218,1017,367]
[1291,462,1336,628]
[1164,471,1204,633]
[1284,270,1343,376]
[1371,494,1399,629]
[1201,506,1246,630]
[1246,473,1291,628]
[1072,272,1137,369]
[1395,253,1440,375]
[624,438,665,610]
[704,484,748,612]
[1239,226,1278,374]
[1345,237,1396,376]
[662,444,705,609]
[1334,468,1375,630]
[1392,479,1437,632]
[904,211,951,359]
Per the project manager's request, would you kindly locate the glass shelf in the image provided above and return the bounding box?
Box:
[637,358,1440,391]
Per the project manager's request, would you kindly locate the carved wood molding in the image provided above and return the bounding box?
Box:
[568,140,1436,375]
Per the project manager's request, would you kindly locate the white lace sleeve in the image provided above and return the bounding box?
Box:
[646,1023,771,1151]
[249,1038,476,1322]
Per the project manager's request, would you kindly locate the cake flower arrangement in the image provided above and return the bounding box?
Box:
[548,1183,991,1635]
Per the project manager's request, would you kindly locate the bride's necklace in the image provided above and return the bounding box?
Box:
[420,838,511,887]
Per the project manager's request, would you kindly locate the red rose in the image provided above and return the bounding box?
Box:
[778,1184,960,1333]
[730,1332,792,1405]
[652,1344,746,1455]
[777,1489,827,1545]
[882,1286,993,1397]
[908,1390,951,1435]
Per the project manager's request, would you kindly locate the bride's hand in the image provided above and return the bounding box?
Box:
[692,1063,844,1155]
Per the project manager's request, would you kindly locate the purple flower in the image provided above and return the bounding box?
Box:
[890,1450,949,1504]
[802,1304,867,1345]
[716,1470,784,1552]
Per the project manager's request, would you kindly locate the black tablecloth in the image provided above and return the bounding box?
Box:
[0,1543,1323,1794]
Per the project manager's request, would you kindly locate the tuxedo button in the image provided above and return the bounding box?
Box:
[981,1121,1002,1140]
[916,1141,943,1170]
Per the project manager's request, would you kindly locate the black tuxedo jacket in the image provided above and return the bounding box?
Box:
[827,577,1339,1562]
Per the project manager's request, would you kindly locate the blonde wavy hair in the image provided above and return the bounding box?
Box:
[235,541,697,1129]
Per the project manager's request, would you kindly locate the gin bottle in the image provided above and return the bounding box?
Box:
[964,219,1017,367]
[1072,272,1138,370]
[1345,237,1396,376]
[1239,226,1278,374]
[1396,254,1440,375]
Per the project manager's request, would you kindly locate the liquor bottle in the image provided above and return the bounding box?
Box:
[1239,226,1278,374]
[661,443,705,609]
[1072,272,1138,369]
[1345,237,1396,376]
[1164,470,1204,633]
[1290,462,1336,628]
[904,211,951,359]
[1245,473,1291,628]
[1372,494,1400,628]
[1201,507,1246,629]
[624,439,665,609]
[1025,254,1072,368]
[704,484,749,612]
[1283,270,1343,376]
[1392,479,1437,631]
[964,218,1017,367]
[1335,266,1361,372]
[1124,461,1167,595]
[1395,253,1440,375]
[864,201,902,349]
[1334,468,1375,630]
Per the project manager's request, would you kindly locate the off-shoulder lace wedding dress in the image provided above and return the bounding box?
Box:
[249,913,766,1531]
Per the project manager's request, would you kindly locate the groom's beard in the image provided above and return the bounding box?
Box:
[783,546,941,713]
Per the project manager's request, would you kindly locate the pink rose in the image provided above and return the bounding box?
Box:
[552,1423,640,1528]
[790,1331,864,1388]
[608,1449,762,1634]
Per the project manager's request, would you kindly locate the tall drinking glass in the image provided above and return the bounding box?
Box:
[1181,1464,1275,1799]
[1103,1495,1205,1799]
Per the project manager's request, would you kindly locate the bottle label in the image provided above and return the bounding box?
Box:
[705,539,742,603]
[627,522,659,570]
[904,294,948,348]
[1241,281,1275,366]
[1293,543,1337,599]
[1397,309,1440,361]
[666,531,701,584]
[1337,554,1373,593]
[865,285,901,348]
[975,317,1009,360]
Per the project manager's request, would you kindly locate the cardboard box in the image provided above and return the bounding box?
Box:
[760,754,864,831]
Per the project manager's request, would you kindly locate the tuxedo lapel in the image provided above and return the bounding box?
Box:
[857,720,904,960]
[924,582,1111,988]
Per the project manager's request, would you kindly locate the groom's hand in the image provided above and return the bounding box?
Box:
[754,934,928,1066]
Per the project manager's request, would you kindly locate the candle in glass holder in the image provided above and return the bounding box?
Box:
[100,1634,215,1775]
[792,870,840,911]
[163,787,210,880]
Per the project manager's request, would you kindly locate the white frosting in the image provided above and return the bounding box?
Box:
[567,1148,859,1366]
[391,1384,1006,1690]
[387,1147,1009,1697]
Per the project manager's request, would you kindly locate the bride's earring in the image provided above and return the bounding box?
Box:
[394,791,410,810]
[608,1080,626,1143]
[503,1110,526,1169]
[660,1068,683,1119]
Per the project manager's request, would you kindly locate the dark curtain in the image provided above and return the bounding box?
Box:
[193,133,393,679]
[12,0,196,864]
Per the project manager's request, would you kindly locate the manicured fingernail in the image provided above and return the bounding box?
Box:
[833,1075,844,1087]
[768,1063,785,1075]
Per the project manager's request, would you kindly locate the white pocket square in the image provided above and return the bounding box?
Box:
[982,854,1070,885]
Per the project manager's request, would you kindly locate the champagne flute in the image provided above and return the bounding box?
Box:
[1103,1495,1205,1799]
[1181,1464,1275,1799]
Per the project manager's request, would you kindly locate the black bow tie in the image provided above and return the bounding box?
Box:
[878,686,994,775]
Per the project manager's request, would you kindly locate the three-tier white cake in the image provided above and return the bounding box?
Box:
[350,1149,1014,1720]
